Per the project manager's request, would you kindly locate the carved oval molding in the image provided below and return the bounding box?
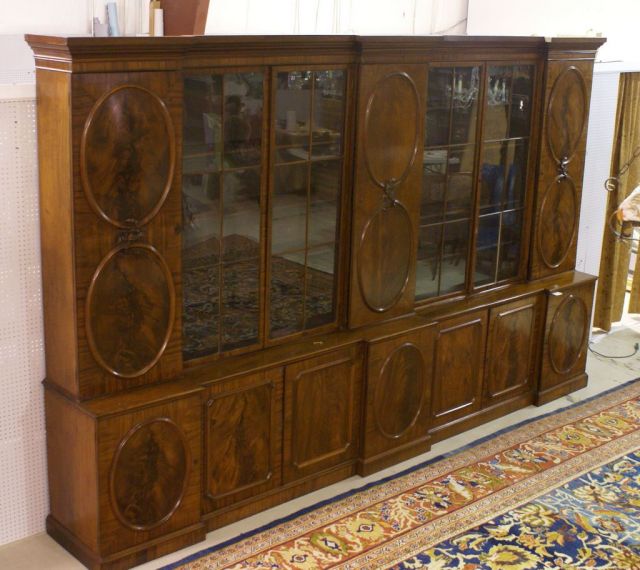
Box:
[110,417,190,531]
[86,242,175,378]
[374,343,425,439]
[80,84,175,228]
[358,203,412,312]
[363,72,420,189]
[538,175,578,269]
[548,294,588,374]
[546,66,587,165]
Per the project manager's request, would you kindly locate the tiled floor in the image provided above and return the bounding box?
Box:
[2,316,640,570]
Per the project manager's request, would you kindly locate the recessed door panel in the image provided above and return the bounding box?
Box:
[431,310,487,429]
[363,326,433,464]
[283,345,362,483]
[540,281,595,393]
[203,369,282,511]
[484,296,541,406]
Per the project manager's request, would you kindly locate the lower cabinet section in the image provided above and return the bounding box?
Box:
[45,385,204,569]
[42,276,596,569]
[283,345,363,482]
[359,325,434,475]
[537,279,596,404]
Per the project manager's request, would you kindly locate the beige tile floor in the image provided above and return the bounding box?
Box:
[3,315,640,570]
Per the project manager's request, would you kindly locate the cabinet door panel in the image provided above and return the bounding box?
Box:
[539,280,595,400]
[349,64,426,328]
[431,310,487,428]
[98,394,201,556]
[484,296,542,406]
[530,58,595,278]
[203,369,282,511]
[362,326,433,466]
[283,345,362,482]
[72,72,183,400]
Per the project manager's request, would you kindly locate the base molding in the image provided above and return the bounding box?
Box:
[357,436,431,477]
[46,515,206,570]
[536,373,588,406]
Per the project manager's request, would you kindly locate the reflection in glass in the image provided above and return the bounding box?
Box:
[270,257,304,338]
[418,66,478,301]
[441,221,469,294]
[498,209,523,280]
[223,73,263,168]
[221,261,260,351]
[271,163,307,255]
[475,213,500,286]
[305,246,336,329]
[269,69,345,338]
[415,225,442,300]
[182,72,264,359]
[309,160,340,247]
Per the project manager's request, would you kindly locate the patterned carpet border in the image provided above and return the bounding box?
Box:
[161,378,640,570]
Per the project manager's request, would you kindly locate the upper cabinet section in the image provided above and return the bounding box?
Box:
[26,35,604,399]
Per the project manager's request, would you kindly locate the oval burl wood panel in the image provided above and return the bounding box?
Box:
[538,176,578,268]
[358,204,412,312]
[546,66,587,164]
[363,72,420,188]
[110,418,189,531]
[374,343,425,439]
[81,85,175,227]
[86,243,175,378]
[548,294,588,374]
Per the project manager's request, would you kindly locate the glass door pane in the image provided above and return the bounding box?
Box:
[269,69,346,339]
[417,66,480,301]
[182,72,264,360]
[474,64,533,287]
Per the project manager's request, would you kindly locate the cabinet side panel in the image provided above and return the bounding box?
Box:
[36,70,78,395]
[45,388,98,550]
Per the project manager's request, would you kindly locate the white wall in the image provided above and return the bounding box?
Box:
[467,0,640,66]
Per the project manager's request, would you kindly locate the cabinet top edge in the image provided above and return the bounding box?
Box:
[24,34,606,61]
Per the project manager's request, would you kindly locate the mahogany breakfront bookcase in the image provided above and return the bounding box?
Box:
[26,34,604,569]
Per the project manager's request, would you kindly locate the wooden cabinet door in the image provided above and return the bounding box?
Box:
[283,345,363,483]
[98,393,201,556]
[538,279,595,403]
[431,310,487,431]
[348,64,426,328]
[530,53,597,279]
[203,369,282,512]
[484,296,542,407]
[72,72,183,400]
[360,325,434,475]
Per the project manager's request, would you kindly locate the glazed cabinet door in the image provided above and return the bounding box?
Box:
[72,72,183,400]
[360,325,434,475]
[538,278,595,404]
[349,64,426,328]
[430,309,487,434]
[181,71,267,362]
[203,369,282,512]
[483,296,542,407]
[530,53,597,279]
[283,344,363,483]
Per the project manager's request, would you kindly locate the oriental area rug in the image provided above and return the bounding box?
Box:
[165,381,640,570]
